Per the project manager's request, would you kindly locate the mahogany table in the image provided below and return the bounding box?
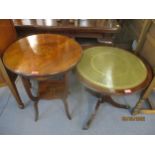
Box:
[76,46,152,129]
[3,34,82,121]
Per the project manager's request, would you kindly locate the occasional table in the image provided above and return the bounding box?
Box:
[3,34,82,121]
[76,46,152,129]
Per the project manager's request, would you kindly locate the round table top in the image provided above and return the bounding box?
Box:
[77,46,151,94]
[3,34,82,77]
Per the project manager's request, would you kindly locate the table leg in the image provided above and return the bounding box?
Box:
[132,77,155,115]
[21,76,40,121]
[83,95,130,130]
[0,59,24,109]
[62,98,71,120]
[34,99,39,121]
[146,98,154,109]
[83,98,102,130]
[104,96,130,109]
[7,79,25,109]
[22,73,72,121]
[62,73,71,120]
[21,77,38,101]
[132,99,144,115]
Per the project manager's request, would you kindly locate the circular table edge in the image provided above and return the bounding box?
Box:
[76,47,153,95]
[2,33,83,78]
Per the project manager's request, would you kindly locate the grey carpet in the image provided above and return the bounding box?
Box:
[0,71,155,135]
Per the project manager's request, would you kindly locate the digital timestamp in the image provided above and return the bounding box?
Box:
[121,116,145,121]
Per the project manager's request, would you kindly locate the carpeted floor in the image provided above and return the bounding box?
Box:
[0,71,155,135]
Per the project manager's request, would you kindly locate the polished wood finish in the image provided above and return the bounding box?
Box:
[0,59,24,108]
[21,69,72,121]
[0,19,24,109]
[12,20,121,46]
[77,46,152,129]
[0,69,5,87]
[0,20,17,55]
[3,34,82,77]
[13,19,120,33]
[3,34,82,121]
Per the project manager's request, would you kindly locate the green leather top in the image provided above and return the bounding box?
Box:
[77,46,148,91]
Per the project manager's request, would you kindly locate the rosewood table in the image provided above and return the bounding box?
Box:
[3,34,82,121]
[76,46,152,129]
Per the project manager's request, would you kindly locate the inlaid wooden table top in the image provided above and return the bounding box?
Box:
[3,34,82,77]
[77,46,152,94]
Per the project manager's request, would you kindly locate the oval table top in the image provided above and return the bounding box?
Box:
[76,46,152,94]
[3,34,82,77]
